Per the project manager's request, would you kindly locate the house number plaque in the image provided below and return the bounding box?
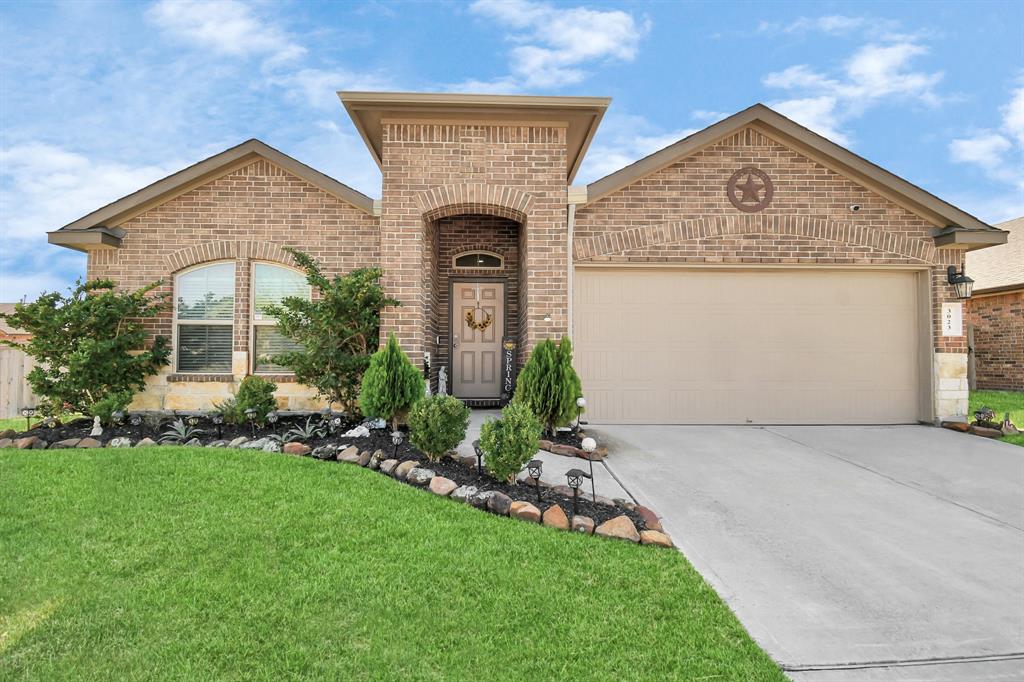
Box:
[941,302,963,337]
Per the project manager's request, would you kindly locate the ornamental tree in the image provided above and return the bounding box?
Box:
[0,279,170,418]
[359,333,424,431]
[262,247,399,416]
[512,337,584,435]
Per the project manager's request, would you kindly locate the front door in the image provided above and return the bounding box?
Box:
[452,281,505,399]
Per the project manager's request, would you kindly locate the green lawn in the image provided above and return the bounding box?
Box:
[0,447,783,681]
[0,417,28,432]
[970,390,1024,447]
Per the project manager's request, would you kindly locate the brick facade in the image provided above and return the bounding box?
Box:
[968,291,1024,391]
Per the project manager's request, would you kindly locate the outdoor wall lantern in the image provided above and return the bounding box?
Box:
[391,430,404,459]
[947,265,974,300]
[211,413,224,439]
[581,437,597,502]
[527,459,544,506]
[20,406,36,431]
[245,408,258,436]
[566,468,588,519]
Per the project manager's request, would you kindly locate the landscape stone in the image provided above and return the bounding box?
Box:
[261,440,281,452]
[640,530,673,548]
[1002,421,1020,436]
[429,477,457,496]
[0,438,12,448]
[469,490,495,509]
[228,436,249,448]
[311,444,337,460]
[941,421,970,432]
[451,485,478,504]
[595,515,640,543]
[407,467,435,485]
[357,450,372,466]
[379,459,400,475]
[634,505,663,532]
[459,454,479,469]
[571,515,595,534]
[969,425,1004,439]
[108,437,132,448]
[14,436,39,449]
[395,460,419,480]
[241,438,268,450]
[206,440,227,448]
[77,437,102,449]
[135,437,157,447]
[510,500,541,523]
[538,439,553,451]
[368,449,385,469]
[283,442,311,456]
[186,438,204,447]
[550,484,576,499]
[542,504,570,530]
[0,429,16,440]
[549,443,582,457]
[51,438,82,449]
[337,445,361,463]
[486,492,513,516]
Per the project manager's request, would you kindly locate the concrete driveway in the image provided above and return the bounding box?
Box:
[593,424,1024,681]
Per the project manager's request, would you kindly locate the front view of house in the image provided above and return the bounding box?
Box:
[49,92,1007,424]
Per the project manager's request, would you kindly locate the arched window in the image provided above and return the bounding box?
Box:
[453,250,503,270]
[175,262,235,373]
[252,263,310,373]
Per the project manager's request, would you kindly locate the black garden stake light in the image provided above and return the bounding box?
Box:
[947,265,975,300]
[212,413,224,439]
[186,414,200,431]
[527,459,544,506]
[473,440,485,477]
[20,406,36,432]
[130,413,143,427]
[566,468,587,521]
[266,411,279,437]
[581,437,598,502]
[245,408,258,437]
[391,430,404,458]
[111,410,125,426]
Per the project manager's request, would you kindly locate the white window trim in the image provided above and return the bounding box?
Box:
[250,261,311,375]
[452,250,504,270]
[172,261,235,375]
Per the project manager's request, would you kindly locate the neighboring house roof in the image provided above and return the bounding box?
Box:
[49,139,376,252]
[0,303,29,338]
[585,103,1006,248]
[338,91,610,183]
[966,216,1024,294]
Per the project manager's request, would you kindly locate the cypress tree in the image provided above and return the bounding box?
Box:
[359,333,425,431]
[513,337,583,435]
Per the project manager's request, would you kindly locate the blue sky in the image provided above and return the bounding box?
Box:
[1,0,1022,301]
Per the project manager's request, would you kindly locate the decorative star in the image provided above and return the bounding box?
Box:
[736,173,763,204]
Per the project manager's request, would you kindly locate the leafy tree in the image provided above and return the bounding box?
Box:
[480,402,542,483]
[512,337,583,435]
[359,333,424,431]
[0,279,169,416]
[408,394,470,463]
[262,247,399,416]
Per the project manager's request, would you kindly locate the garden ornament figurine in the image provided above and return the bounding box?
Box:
[90,415,103,437]
[438,366,447,395]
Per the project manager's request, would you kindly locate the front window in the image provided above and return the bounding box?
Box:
[453,251,503,269]
[175,262,234,373]
[252,263,310,373]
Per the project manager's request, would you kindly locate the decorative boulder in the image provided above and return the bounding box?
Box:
[394,460,419,480]
[571,515,595,534]
[0,429,16,439]
[429,477,457,496]
[486,492,513,516]
[261,440,281,452]
[595,515,640,543]
[228,436,249,448]
[406,467,436,485]
[510,500,541,523]
[357,450,372,467]
[634,505,663,533]
[206,440,228,448]
[311,444,337,460]
[51,438,82,449]
[941,421,970,432]
[469,490,494,509]
[341,425,370,438]
[640,530,673,548]
[451,485,478,504]
[241,438,268,450]
[969,425,1003,439]
[379,459,400,475]
[0,438,13,449]
[108,437,132,448]
[186,438,204,447]
[76,437,102,449]
[337,446,361,463]
[283,442,311,456]
[368,449,385,470]
[135,437,157,447]
[459,454,479,469]
[15,436,40,449]
[542,504,570,530]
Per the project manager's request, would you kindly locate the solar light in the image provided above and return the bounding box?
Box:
[245,408,258,437]
[186,415,200,428]
[566,468,588,519]
[391,430,404,458]
[330,416,341,433]
[527,459,544,506]
[947,265,974,300]
[581,437,598,502]
[111,410,125,425]
[20,406,36,431]
[43,416,57,429]
[266,411,278,424]
[130,414,143,427]
[212,413,224,438]
[575,396,586,431]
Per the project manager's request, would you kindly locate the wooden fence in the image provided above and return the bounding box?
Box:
[0,347,37,418]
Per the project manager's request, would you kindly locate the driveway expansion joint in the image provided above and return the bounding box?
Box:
[782,651,1024,673]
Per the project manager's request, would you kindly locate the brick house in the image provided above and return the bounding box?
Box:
[966,216,1023,391]
[49,93,1007,423]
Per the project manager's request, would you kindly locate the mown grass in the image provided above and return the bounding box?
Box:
[970,390,1024,447]
[0,447,784,681]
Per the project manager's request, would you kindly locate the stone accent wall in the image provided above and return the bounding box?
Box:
[968,291,1024,391]
[379,123,568,369]
[86,159,380,410]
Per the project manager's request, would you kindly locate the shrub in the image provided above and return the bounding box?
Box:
[480,402,542,483]
[0,278,169,417]
[212,396,245,425]
[90,391,133,426]
[359,334,424,431]
[408,394,471,463]
[512,337,583,435]
[235,375,278,424]
[261,248,399,416]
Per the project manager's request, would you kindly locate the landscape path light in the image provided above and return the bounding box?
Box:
[20,406,36,432]
[266,411,279,437]
[581,437,598,502]
[245,408,258,437]
[111,410,125,425]
[391,430,404,459]
[527,459,544,507]
[575,397,586,432]
[566,468,588,520]
[130,413,143,427]
[212,413,224,439]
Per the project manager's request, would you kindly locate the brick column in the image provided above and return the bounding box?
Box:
[932,248,970,421]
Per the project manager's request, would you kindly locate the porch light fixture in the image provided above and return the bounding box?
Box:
[581,437,597,502]
[947,265,974,300]
[566,468,588,519]
[391,430,404,458]
[527,459,544,506]
[20,406,36,431]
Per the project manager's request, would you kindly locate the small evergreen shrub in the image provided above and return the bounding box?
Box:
[359,334,424,431]
[480,402,542,483]
[512,337,584,435]
[90,391,133,425]
[408,394,471,463]
[213,396,245,425]
[235,376,278,423]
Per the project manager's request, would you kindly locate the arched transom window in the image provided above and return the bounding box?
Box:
[453,250,503,270]
[252,263,310,373]
[175,262,235,373]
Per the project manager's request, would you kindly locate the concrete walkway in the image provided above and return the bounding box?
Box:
[590,424,1024,681]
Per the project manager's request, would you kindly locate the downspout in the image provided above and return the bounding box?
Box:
[567,201,575,340]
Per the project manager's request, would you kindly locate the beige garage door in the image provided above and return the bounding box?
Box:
[573,268,921,424]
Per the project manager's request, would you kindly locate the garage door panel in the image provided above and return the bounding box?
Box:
[573,268,920,425]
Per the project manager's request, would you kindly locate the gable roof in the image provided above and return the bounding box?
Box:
[49,139,375,252]
[966,216,1024,293]
[585,103,1006,247]
[339,91,610,183]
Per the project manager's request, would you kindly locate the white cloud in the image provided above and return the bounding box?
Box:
[1002,86,1024,147]
[949,132,1012,170]
[576,112,697,183]
[466,0,650,90]
[146,0,305,64]
[759,15,867,35]
[948,85,1024,206]
[763,40,944,143]
[691,109,729,123]
[269,67,397,109]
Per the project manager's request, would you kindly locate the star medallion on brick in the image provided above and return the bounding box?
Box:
[727,167,774,212]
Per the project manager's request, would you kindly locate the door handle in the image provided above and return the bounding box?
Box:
[453,335,459,348]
